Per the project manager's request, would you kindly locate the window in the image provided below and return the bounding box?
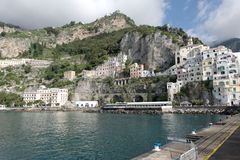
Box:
[233,80,236,84]
[177,57,180,64]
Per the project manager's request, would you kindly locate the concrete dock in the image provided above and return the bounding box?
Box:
[132,114,240,160]
[209,127,240,160]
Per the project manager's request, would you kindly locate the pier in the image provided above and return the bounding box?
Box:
[132,114,240,160]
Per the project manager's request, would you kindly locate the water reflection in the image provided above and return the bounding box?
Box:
[0,112,221,160]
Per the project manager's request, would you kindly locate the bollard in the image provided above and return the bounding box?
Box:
[192,129,197,135]
[208,123,213,127]
[153,142,161,151]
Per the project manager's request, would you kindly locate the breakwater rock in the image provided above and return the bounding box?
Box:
[101,107,228,115]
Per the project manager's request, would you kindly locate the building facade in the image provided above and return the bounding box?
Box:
[64,71,76,81]
[212,52,240,105]
[202,46,232,80]
[23,87,68,107]
[130,63,144,78]
[175,38,209,67]
[0,58,52,68]
[95,53,127,78]
[75,101,98,108]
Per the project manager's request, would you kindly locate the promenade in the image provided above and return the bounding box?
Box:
[132,114,240,160]
[209,127,240,160]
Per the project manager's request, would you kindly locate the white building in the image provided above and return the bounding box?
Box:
[177,55,202,83]
[0,58,52,68]
[23,87,68,107]
[212,52,240,105]
[202,46,232,81]
[175,38,209,67]
[167,81,183,101]
[75,101,98,108]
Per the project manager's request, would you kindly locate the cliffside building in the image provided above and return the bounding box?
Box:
[64,71,76,81]
[202,46,232,81]
[175,38,209,68]
[212,52,240,105]
[23,87,68,107]
[130,63,155,78]
[83,52,127,79]
[0,58,52,68]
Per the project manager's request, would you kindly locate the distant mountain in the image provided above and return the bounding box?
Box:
[0,21,21,29]
[214,38,240,52]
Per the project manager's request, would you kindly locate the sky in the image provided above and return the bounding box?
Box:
[0,0,239,43]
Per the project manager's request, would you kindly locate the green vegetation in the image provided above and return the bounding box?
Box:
[179,86,189,97]
[23,64,32,74]
[103,77,114,87]
[21,43,44,58]
[0,92,25,107]
[5,31,30,38]
[203,80,213,90]
[44,27,59,36]
[56,28,130,69]
[123,59,132,77]
[0,31,6,37]
[27,100,45,107]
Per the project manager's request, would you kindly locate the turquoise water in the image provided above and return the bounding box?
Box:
[0,112,222,160]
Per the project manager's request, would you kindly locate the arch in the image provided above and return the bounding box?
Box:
[134,95,144,102]
[112,95,124,103]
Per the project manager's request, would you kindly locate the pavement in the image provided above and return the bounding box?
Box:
[209,127,240,160]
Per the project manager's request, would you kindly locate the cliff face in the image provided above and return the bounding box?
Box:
[73,76,173,103]
[0,38,31,58]
[0,12,135,58]
[120,32,177,71]
[174,81,214,105]
[0,26,17,33]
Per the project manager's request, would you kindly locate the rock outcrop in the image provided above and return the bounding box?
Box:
[0,11,135,58]
[120,32,178,71]
[0,26,17,33]
[0,38,31,58]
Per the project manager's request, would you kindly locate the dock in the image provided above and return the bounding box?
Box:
[132,114,240,160]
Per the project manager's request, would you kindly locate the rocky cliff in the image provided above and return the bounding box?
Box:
[120,31,177,70]
[0,38,31,58]
[73,76,175,103]
[174,81,214,105]
[0,11,135,58]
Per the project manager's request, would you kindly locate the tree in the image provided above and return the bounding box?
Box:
[23,64,32,74]
[69,21,75,26]
[0,31,6,37]
[0,92,25,107]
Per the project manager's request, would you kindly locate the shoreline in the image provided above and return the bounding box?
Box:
[0,106,239,115]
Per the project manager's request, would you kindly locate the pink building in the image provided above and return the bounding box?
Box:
[130,63,144,78]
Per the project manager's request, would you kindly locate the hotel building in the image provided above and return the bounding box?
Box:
[23,87,68,107]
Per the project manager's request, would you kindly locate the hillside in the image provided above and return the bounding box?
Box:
[0,11,204,104]
[0,11,135,58]
[214,38,240,52]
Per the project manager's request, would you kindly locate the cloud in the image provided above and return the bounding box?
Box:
[189,0,240,43]
[0,0,168,29]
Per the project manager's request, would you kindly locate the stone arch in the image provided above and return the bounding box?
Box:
[134,95,144,102]
[112,95,124,103]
